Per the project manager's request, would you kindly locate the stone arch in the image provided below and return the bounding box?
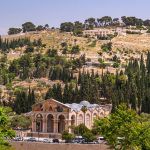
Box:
[36,114,43,132]
[86,113,91,128]
[93,113,98,120]
[58,115,65,133]
[78,114,83,125]
[47,114,54,133]
[71,115,76,126]
[71,115,76,133]
[99,110,104,117]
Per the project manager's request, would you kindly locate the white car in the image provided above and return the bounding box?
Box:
[43,138,53,143]
[97,136,105,143]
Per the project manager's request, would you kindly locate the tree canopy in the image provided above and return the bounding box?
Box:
[0,107,15,150]
[94,104,150,150]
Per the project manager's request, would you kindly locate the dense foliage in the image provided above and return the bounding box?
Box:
[8,28,22,35]
[13,87,35,114]
[60,16,150,34]
[0,36,42,53]
[0,46,150,114]
[0,107,15,150]
[94,104,150,150]
[11,115,31,129]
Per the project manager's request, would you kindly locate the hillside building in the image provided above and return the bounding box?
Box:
[83,28,127,38]
[30,99,111,138]
[83,28,113,38]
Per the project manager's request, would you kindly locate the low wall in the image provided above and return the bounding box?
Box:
[11,142,110,150]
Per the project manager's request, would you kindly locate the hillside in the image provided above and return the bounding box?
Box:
[0,29,150,114]
[3,30,150,58]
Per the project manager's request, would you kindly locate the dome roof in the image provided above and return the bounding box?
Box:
[80,101,90,107]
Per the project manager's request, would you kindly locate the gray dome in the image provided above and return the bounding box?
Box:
[80,101,90,107]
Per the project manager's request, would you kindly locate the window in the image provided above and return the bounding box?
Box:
[78,114,83,125]
[86,114,90,127]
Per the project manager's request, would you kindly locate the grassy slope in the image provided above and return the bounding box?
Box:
[3,30,150,61]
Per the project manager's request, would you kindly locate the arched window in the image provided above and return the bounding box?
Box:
[86,114,90,128]
[71,115,75,126]
[100,111,104,117]
[93,113,97,121]
[58,115,65,133]
[71,115,76,133]
[78,114,83,125]
[47,114,54,133]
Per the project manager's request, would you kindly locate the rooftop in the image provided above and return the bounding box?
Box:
[65,100,100,112]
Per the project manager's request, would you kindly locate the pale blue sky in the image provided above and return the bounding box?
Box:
[0,0,150,34]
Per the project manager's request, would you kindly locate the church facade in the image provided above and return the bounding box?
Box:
[31,99,111,137]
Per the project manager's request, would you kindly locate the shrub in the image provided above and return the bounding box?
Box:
[62,131,75,143]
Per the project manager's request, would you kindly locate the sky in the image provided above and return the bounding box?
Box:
[0,0,150,35]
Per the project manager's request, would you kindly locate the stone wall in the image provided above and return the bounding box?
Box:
[11,142,110,150]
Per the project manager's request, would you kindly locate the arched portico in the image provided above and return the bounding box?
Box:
[58,115,65,133]
[36,114,43,132]
[47,114,54,133]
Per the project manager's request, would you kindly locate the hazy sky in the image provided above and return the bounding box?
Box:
[0,0,150,35]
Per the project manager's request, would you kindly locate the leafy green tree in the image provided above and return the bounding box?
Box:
[8,28,22,35]
[94,104,150,150]
[36,25,44,31]
[46,49,58,57]
[73,21,83,36]
[11,115,31,129]
[25,46,34,53]
[101,42,112,52]
[13,88,35,114]
[121,16,143,26]
[62,131,74,143]
[60,22,74,32]
[44,24,49,29]
[0,107,15,150]
[84,18,96,29]
[45,88,54,100]
[22,22,36,33]
[82,130,96,142]
[71,45,80,58]
[74,124,90,136]
[97,16,112,26]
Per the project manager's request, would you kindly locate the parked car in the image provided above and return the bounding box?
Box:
[27,137,37,142]
[13,137,23,141]
[53,138,59,143]
[73,136,85,143]
[23,137,31,141]
[97,137,106,144]
[43,138,53,143]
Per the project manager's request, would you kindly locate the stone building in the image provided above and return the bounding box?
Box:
[83,28,113,38]
[30,99,111,138]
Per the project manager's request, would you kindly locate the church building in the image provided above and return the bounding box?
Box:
[30,99,111,138]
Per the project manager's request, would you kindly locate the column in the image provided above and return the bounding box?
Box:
[32,119,36,132]
[67,120,72,133]
[43,114,47,133]
[32,115,36,132]
[54,119,58,133]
